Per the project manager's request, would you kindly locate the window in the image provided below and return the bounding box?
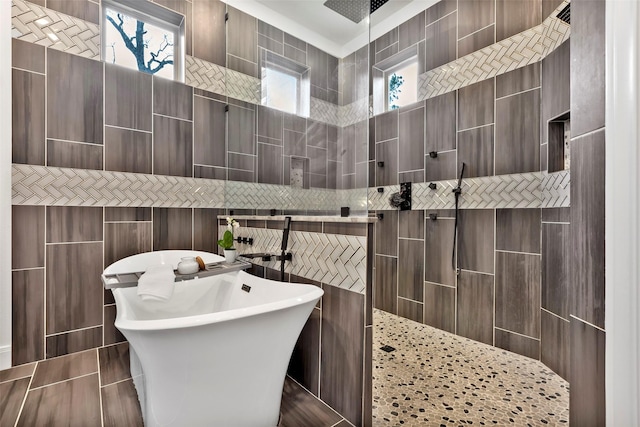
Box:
[387,58,418,110]
[260,49,310,116]
[102,0,185,81]
[372,46,420,114]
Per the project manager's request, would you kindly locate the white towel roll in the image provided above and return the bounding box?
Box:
[137,264,176,302]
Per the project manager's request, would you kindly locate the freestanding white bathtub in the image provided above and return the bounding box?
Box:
[104,251,323,427]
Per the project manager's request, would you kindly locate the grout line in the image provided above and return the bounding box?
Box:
[457,122,495,133]
[96,349,104,427]
[541,307,570,323]
[152,112,193,123]
[495,86,540,101]
[457,22,495,42]
[398,295,423,304]
[45,137,104,147]
[11,66,46,76]
[425,9,457,29]
[569,315,606,333]
[28,371,98,391]
[45,240,104,246]
[541,221,570,225]
[104,123,153,134]
[100,376,133,389]
[0,374,32,385]
[495,249,541,257]
[13,361,36,427]
[425,280,456,290]
[45,324,102,337]
[494,326,541,341]
[286,375,345,420]
[10,267,45,272]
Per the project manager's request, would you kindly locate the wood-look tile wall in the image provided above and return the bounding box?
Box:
[368,0,576,388]
[236,220,373,427]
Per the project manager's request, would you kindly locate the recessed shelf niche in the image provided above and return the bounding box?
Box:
[548,112,571,173]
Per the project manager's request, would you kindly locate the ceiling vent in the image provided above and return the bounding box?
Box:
[556,4,570,24]
[323,0,390,23]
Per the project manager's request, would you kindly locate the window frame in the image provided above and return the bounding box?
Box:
[102,0,185,82]
[372,45,420,114]
[259,48,310,117]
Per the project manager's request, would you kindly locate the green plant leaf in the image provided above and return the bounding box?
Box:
[217,229,235,249]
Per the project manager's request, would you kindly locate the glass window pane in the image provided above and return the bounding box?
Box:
[388,60,418,110]
[105,8,174,79]
[263,67,298,114]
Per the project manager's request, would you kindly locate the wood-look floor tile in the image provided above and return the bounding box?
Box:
[101,379,144,427]
[18,374,101,427]
[0,362,36,383]
[98,342,131,386]
[0,377,30,427]
[280,376,343,427]
[31,349,97,388]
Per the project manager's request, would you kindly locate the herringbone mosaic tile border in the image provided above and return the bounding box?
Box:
[418,1,570,100]
[12,0,100,59]
[230,227,367,293]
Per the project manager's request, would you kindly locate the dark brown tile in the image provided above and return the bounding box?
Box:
[98,342,131,386]
[0,377,30,427]
[374,255,397,314]
[229,153,255,172]
[194,165,226,179]
[153,76,193,120]
[496,209,541,254]
[153,115,193,177]
[309,146,327,176]
[495,251,541,337]
[12,69,45,165]
[283,45,306,65]
[258,106,284,144]
[425,0,457,25]
[458,79,494,131]
[228,104,256,155]
[375,139,398,186]
[398,11,425,51]
[104,305,126,346]
[570,317,605,426]
[541,143,549,172]
[12,205,44,269]
[457,125,494,178]
[424,217,455,286]
[423,283,455,333]
[32,349,97,388]
[105,207,152,222]
[541,40,570,144]
[458,209,495,274]
[47,49,103,144]
[398,298,423,323]
[363,325,372,426]
[496,0,541,41]
[398,106,425,173]
[570,130,605,328]
[258,143,283,185]
[12,38,45,73]
[458,24,494,57]
[153,208,193,250]
[542,223,570,319]
[375,28,398,54]
[308,45,329,89]
[571,0,605,137]
[46,242,103,334]
[0,363,35,383]
[288,309,320,396]
[321,285,364,426]
[457,271,494,345]
[281,376,342,427]
[18,374,101,427]
[543,0,564,19]
[47,139,103,170]
[105,127,152,174]
[398,239,424,302]
[258,33,283,55]
[104,63,152,132]
[12,269,44,365]
[541,310,569,380]
[375,210,398,256]
[104,222,152,267]
[497,63,541,99]
[495,89,541,174]
[227,6,257,63]
[399,170,424,183]
[424,12,457,71]
[47,206,103,243]
[374,110,398,142]
[152,0,192,54]
[495,328,540,359]
[542,207,570,223]
[46,327,103,358]
[323,223,366,237]
[398,210,424,239]
[193,208,220,253]
[102,379,144,427]
[211,92,250,140]
[46,0,99,23]
[192,0,225,65]
[425,91,456,152]
[458,0,495,38]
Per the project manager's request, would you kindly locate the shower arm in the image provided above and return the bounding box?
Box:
[452,163,466,274]
[280,216,292,282]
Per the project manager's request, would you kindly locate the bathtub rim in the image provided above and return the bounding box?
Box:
[113,272,324,332]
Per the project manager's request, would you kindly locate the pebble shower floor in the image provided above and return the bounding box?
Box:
[372,309,569,426]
